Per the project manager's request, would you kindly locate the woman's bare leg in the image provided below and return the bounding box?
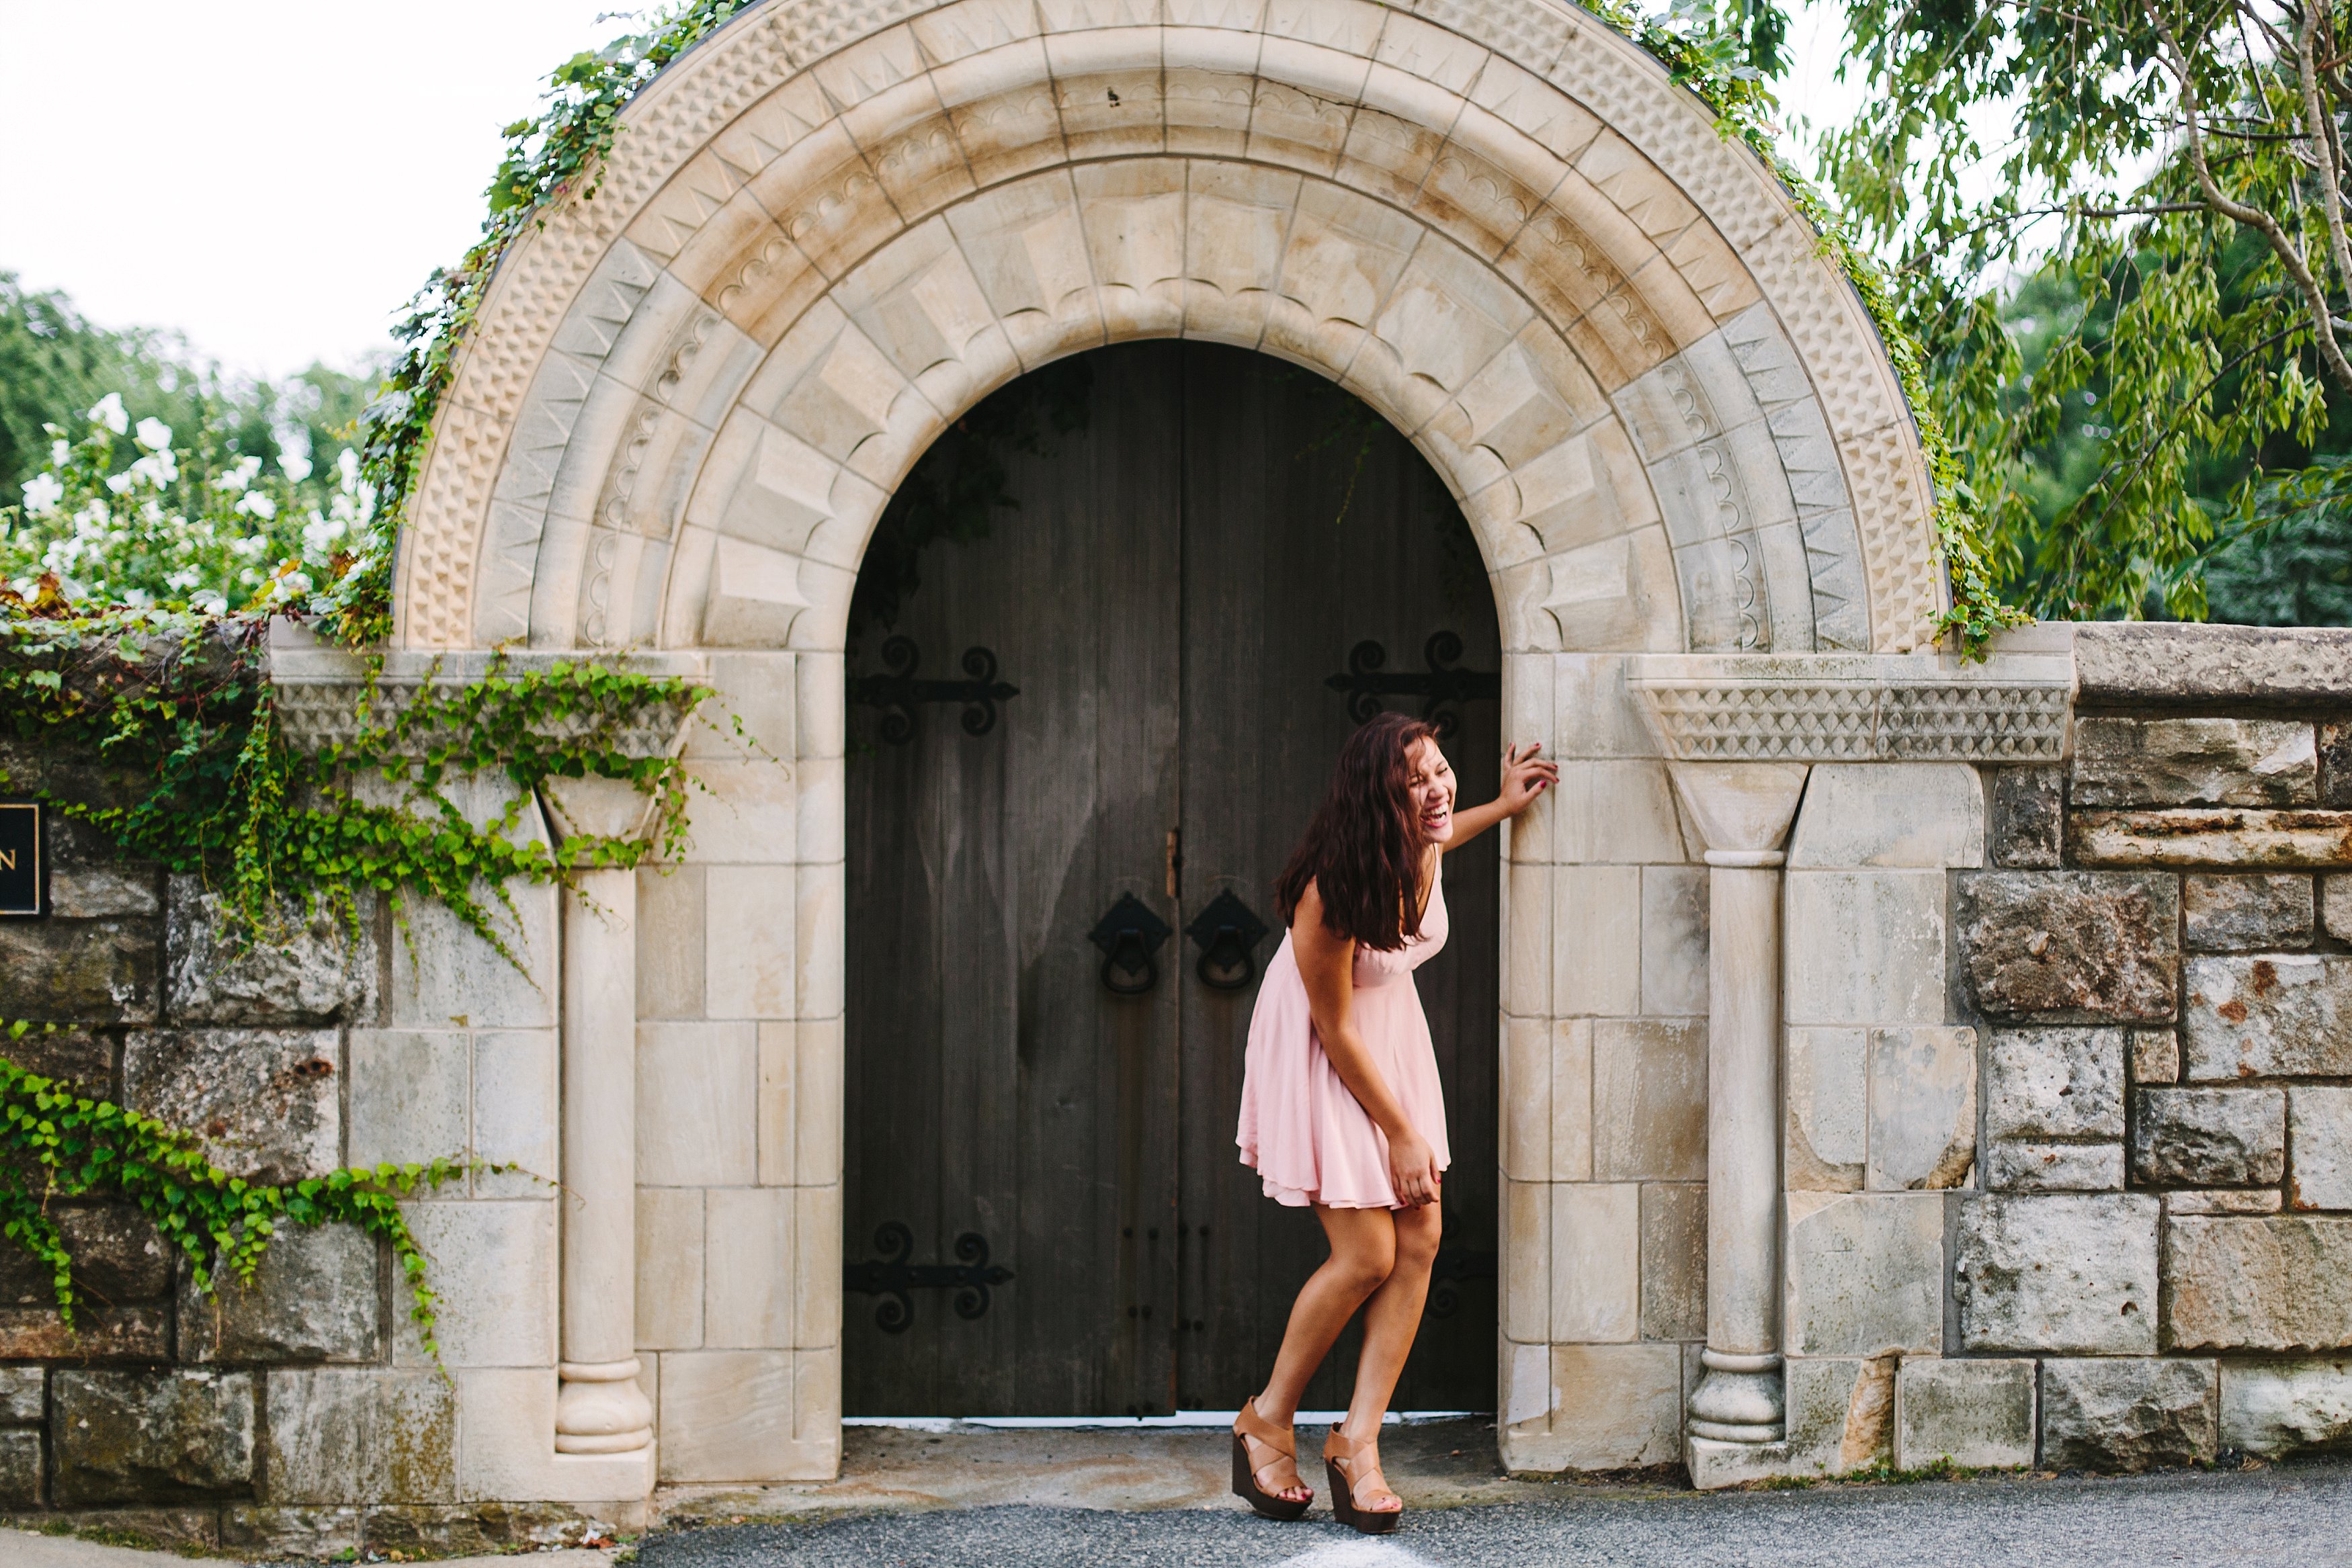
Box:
[1341,1199,1441,1444]
[1253,1206,1398,1428]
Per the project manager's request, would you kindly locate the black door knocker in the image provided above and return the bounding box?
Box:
[1185,889,1269,991]
[1089,893,1173,995]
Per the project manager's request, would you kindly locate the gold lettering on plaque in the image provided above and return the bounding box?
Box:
[0,849,13,872]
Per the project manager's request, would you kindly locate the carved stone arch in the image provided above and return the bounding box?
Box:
[393,0,1944,658]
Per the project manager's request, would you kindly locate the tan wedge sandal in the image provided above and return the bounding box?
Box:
[1322,1425,1402,1535]
[1230,1399,1313,1520]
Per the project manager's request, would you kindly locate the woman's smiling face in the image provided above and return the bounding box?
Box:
[1404,734,1456,845]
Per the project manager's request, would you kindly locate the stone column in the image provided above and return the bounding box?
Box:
[545,781,656,1455]
[1667,763,1810,1446]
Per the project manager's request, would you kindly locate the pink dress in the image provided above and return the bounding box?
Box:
[1234,861,1452,1210]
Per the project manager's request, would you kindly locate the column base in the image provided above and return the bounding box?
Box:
[1686,1436,1796,1490]
[1687,1358,1783,1444]
[556,1358,655,1454]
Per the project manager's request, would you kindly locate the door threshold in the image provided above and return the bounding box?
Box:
[845,1410,1486,1431]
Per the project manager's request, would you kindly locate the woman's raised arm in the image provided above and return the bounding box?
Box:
[1442,742,1558,851]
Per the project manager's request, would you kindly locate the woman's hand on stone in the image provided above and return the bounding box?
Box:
[1497,742,1558,818]
[1388,1127,1441,1207]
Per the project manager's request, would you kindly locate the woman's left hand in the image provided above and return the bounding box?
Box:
[1496,742,1559,818]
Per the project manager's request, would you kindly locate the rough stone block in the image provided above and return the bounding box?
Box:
[0,1307,168,1360]
[2130,1029,2180,1085]
[1956,873,2178,1021]
[1985,1029,2124,1141]
[2327,724,2352,807]
[2165,1215,2352,1350]
[2183,955,2352,1080]
[1990,767,2064,869]
[2072,809,2352,868]
[1894,1358,2035,1470]
[2074,623,2352,703]
[50,1368,255,1504]
[1786,764,1984,868]
[0,1427,38,1506]
[1867,1027,1976,1189]
[1591,1018,1705,1181]
[359,1501,606,1555]
[2185,875,2314,951]
[1785,1191,1944,1356]
[0,1027,112,1089]
[2220,1358,2352,1454]
[0,919,157,1023]
[49,865,159,917]
[0,1204,170,1307]
[2291,1087,2352,1211]
[2071,717,2316,808]
[2040,1358,2217,1471]
[1986,1141,2124,1192]
[1954,1194,2159,1354]
[122,1028,339,1183]
[2325,873,2352,939]
[1783,1355,1894,1474]
[179,1224,381,1364]
[220,1507,363,1559]
[2131,1088,2285,1186]
[263,1368,456,1506]
[2168,1188,2283,1215]
[165,878,377,1026]
[1637,1182,1704,1341]
[0,1367,42,1424]
[1787,1027,1865,1191]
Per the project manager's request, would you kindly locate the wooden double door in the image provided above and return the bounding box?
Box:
[843,342,1499,1416]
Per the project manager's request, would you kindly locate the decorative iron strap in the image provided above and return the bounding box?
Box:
[844,1221,1013,1334]
[1325,631,1500,740]
[1425,1244,1497,1320]
[848,636,1018,744]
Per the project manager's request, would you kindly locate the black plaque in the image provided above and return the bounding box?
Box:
[0,803,44,917]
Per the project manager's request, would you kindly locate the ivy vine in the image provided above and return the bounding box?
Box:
[0,1041,474,1355]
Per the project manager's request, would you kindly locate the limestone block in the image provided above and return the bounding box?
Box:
[392,1202,556,1369]
[1986,1142,2124,1192]
[219,1508,362,1559]
[1783,1355,1895,1474]
[2130,1029,2181,1085]
[261,1368,456,1506]
[706,865,797,1019]
[659,1350,834,1483]
[759,1020,800,1186]
[2329,722,2352,805]
[1990,767,2064,869]
[1503,1178,1549,1344]
[1984,1029,2125,1141]
[2219,1358,2352,1454]
[677,758,800,865]
[1638,864,1708,1016]
[636,1187,705,1350]
[470,1031,558,1196]
[2071,809,2352,869]
[0,1306,168,1360]
[1867,1027,1976,1190]
[1786,765,1985,869]
[1551,1182,1638,1341]
[638,1020,759,1188]
[2292,1087,2352,1210]
[389,881,555,1032]
[1548,1020,1594,1181]
[2168,1188,2284,1215]
[1784,871,1947,1027]
[794,1186,843,1350]
[2039,1358,2217,1471]
[2184,955,2352,1080]
[1955,872,2179,1021]
[2327,873,2352,939]
[2072,623,2352,704]
[0,1366,41,1423]
[1787,1027,1865,1191]
[452,1368,657,1503]
[122,1029,340,1184]
[165,878,376,1026]
[2131,1088,2285,1187]
[1894,1358,2035,1470]
[0,918,157,1024]
[0,1204,169,1307]
[50,865,158,917]
[1783,1190,1943,1356]
[1638,1182,1705,1340]
[0,1025,110,1089]
[179,1224,380,1364]
[1543,1343,1683,1469]
[706,1188,797,1350]
[50,1369,255,1504]
[0,1428,38,1506]
[2164,1216,2352,1350]
[347,1030,468,1174]
[2184,875,2314,951]
[2072,717,2316,808]
[1954,1194,2158,1354]
[638,863,706,1018]
[1545,759,1686,865]
[1552,864,1636,1016]
[1591,1018,1704,1181]
[794,1016,844,1188]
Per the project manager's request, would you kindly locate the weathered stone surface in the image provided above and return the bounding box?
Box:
[2326,724,2352,807]
[2327,874,2352,939]
[1785,764,1984,868]
[1990,767,2064,869]
[50,865,159,918]
[0,1367,41,1424]
[0,919,157,1023]
[2169,1188,2285,1215]
[2291,1087,2352,1211]
[1787,1027,1865,1191]
[1785,1191,1944,1356]
[360,1501,605,1555]
[1894,1358,2036,1470]
[2130,1029,2180,1085]
[2132,1088,2286,1187]
[9,1508,220,1549]
[220,1506,363,1559]
[1986,1141,2124,1192]
[2184,875,2314,951]
[1785,1355,1896,1475]
[0,1204,170,1307]
[1985,1027,2126,1141]
[0,1307,168,1360]
[1956,873,2178,1020]
[1637,1182,1704,1340]
[262,1368,456,1506]
[2072,717,2316,808]
[0,1427,38,1507]
[166,877,378,1026]
[0,1027,111,1089]
[50,1368,255,1504]
[2073,810,2352,868]
[121,1028,339,1182]
[179,1225,380,1364]
[1867,1027,1976,1189]
[2220,1358,2352,1454]
[2183,955,2352,1080]
[2074,623,2352,705]
[2040,1358,2218,1471]
[2166,1216,2352,1350]
[1955,1194,2159,1354]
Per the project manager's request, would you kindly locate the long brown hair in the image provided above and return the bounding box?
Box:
[1274,712,1438,951]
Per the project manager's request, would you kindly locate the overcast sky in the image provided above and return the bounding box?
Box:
[0,1,1865,382]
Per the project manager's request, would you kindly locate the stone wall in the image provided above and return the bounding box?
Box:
[0,767,597,1555]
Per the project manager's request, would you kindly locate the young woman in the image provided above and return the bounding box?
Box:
[1230,713,1556,1532]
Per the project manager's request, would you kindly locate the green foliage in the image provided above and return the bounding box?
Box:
[0,1040,472,1354]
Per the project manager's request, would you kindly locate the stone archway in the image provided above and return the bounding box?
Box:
[385,0,1949,1487]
